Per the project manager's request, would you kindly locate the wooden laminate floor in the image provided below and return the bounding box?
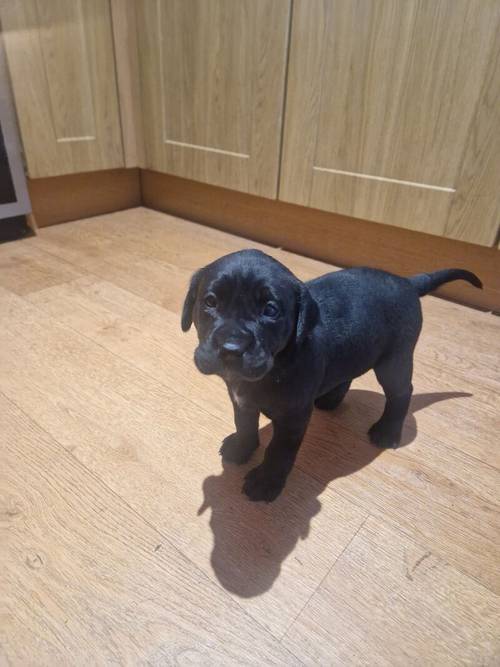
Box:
[1,208,499,666]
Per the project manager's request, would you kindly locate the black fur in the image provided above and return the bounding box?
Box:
[182,249,481,502]
[408,269,482,296]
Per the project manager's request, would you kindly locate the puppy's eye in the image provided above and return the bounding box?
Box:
[263,301,279,318]
[204,294,217,308]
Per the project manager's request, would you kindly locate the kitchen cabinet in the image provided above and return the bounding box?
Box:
[280,0,500,246]
[136,0,291,198]
[0,0,124,177]
[1,0,499,248]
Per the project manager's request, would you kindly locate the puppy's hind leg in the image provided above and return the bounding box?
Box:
[369,351,413,448]
[315,380,351,411]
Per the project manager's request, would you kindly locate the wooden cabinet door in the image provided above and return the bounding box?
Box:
[1,0,124,177]
[280,0,500,246]
[136,0,290,198]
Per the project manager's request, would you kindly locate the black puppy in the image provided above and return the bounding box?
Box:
[182,250,481,502]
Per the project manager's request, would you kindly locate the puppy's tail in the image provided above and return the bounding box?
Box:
[409,269,482,297]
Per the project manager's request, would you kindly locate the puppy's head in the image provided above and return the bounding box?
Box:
[181,249,319,382]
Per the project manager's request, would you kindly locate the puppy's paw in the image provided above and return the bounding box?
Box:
[368,420,402,448]
[219,433,257,465]
[242,464,285,502]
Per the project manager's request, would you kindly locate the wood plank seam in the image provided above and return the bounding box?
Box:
[0,291,356,652]
[0,391,302,662]
[297,470,500,598]
[0,383,298,657]
[279,514,369,641]
[1,211,499,661]
[17,266,499,597]
[275,0,294,199]
[18,269,233,426]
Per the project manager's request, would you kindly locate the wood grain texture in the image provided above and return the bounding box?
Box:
[32,0,96,141]
[28,168,141,227]
[110,0,145,167]
[0,241,83,295]
[444,24,500,245]
[314,1,496,187]
[280,0,500,244]
[310,169,453,236]
[298,392,500,593]
[0,392,298,665]
[0,0,124,176]
[0,209,499,663]
[282,517,500,666]
[142,171,500,311]
[136,0,290,197]
[24,273,500,593]
[0,285,367,638]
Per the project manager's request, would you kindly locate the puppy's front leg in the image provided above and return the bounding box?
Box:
[243,406,312,502]
[220,396,260,465]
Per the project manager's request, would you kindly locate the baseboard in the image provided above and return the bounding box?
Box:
[28,168,141,228]
[141,169,500,312]
[26,166,499,311]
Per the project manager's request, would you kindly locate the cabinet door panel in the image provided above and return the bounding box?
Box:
[1,0,124,177]
[137,0,290,198]
[280,0,500,245]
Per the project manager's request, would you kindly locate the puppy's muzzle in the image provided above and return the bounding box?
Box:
[216,330,253,364]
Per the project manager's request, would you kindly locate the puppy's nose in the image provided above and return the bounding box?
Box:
[220,337,251,358]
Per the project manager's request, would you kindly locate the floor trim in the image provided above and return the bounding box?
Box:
[141,170,500,312]
[28,168,141,228]
[25,167,499,311]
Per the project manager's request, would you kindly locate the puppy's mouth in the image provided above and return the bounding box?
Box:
[223,357,273,382]
[194,345,273,382]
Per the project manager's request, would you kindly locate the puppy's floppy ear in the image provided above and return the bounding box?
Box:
[181,269,203,332]
[296,283,319,344]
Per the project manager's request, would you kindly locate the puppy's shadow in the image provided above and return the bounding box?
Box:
[198,389,471,598]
